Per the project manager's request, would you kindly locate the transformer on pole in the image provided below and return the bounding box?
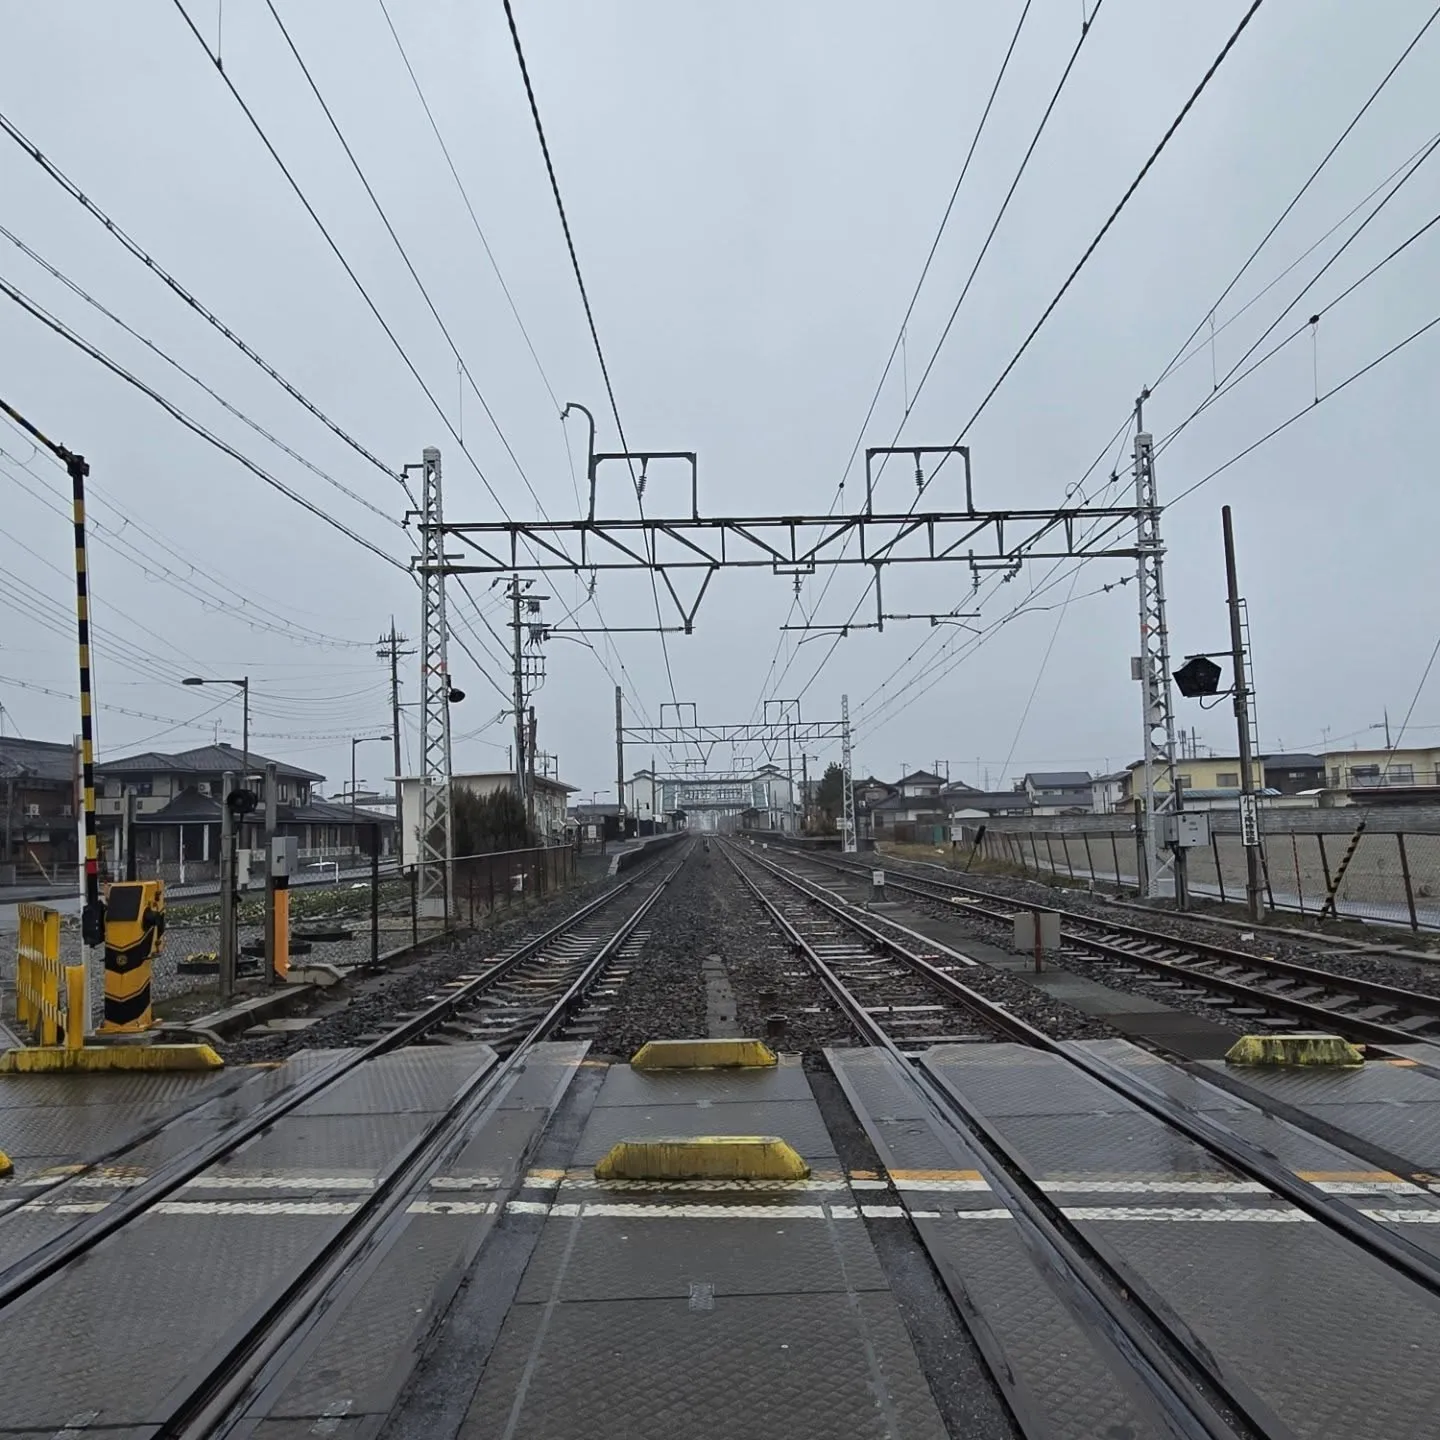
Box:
[1133,412,1184,902]
[415,446,454,919]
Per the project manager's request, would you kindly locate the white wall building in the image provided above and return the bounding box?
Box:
[398,771,575,866]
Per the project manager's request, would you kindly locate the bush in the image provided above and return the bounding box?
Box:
[452,785,534,855]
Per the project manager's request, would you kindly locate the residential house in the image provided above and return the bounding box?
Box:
[1259,754,1325,795]
[1120,756,1257,804]
[871,770,949,840]
[94,743,393,878]
[1021,772,1093,815]
[1324,746,1440,803]
[398,771,577,865]
[1091,771,1129,814]
[946,791,1033,819]
[850,776,896,843]
[569,801,632,844]
[0,737,77,882]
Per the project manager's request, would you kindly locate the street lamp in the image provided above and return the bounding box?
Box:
[183,676,250,780]
[351,735,393,817]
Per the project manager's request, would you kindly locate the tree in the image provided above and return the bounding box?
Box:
[452,785,533,855]
[815,762,845,819]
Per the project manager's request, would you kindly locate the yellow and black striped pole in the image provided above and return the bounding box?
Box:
[0,399,105,949]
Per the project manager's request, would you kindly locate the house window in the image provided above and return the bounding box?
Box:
[1216,772,1239,788]
[1175,775,1193,788]
[278,783,289,802]
[1390,764,1414,784]
[1330,768,1341,787]
[1351,765,1381,787]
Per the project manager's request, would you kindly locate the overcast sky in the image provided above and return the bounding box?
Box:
[1,0,1437,800]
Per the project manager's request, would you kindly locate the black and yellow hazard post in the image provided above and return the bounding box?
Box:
[97,880,165,1033]
[0,397,219,1072]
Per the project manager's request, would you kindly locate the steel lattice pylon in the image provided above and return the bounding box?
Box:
[416,446,454,918]
[841,692,857,853]
[1134,428,1179,897]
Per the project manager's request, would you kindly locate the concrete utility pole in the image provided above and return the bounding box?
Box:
[377,619,413,853]
[263,761,277,985]
[1223,505,1265,922]
[510,574,526,819]
[841,692,857,854]
[219,768,236,1000]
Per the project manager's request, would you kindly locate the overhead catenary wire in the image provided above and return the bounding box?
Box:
[260,0,551,517]
[767,0,1111,707]
[1152,1,1440,389]
[749,0,1039,722]
[788,0,1270,708]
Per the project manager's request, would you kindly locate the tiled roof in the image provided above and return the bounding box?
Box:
[1025,771,1092,787]
[0,736,74,784]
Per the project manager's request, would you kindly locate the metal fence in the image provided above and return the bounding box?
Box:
[3,842,584,1027]
[963,824,1440,933]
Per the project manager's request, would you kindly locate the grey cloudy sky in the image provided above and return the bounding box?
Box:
[1,0,1437,799]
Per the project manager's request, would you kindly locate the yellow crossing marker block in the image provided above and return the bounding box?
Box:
[0,1043,223,1074]
[630,1038,777,1070]
[595,1136,811,1182]
[0,1149,11,1178]
[1225,1033,1363,1067]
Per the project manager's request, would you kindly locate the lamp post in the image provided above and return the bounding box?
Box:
[183,676,250,780]
[351,735,393,818]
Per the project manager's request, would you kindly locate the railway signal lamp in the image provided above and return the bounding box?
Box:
[1173,655,1222,698]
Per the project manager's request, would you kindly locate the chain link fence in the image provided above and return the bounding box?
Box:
[964,821,1440,933]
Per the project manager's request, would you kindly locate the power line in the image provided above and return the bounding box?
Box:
[0,272,407,569]
[376,0,566,422]
[499,0,687,745]
[0,222,400,526]
[1153,2,1440,388]
[261,0,550,516]
[0,106,401,487]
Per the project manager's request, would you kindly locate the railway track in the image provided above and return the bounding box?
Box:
[726,837,1440,1440]
[759,843,1440,1049]
[0,848,688,1436]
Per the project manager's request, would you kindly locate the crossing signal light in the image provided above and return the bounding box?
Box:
[1173,655,1222,698]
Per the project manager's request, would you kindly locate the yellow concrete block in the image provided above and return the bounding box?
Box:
[1225,1033,1364,1067]
[595,1136,811,1182]
[630,1038,777,1070]
[0,1150,11,1178]
[0,1044,223,1074]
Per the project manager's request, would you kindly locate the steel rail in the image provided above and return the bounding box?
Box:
[161,854,686,1439]
[786,846,1440,1045]
[0,852,676,1310]
[723,841,1259,1440]
[738,842,1440,1302]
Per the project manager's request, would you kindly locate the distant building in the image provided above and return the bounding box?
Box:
[1323,746,1440,804]
[1021,771,1093,814]
[1091,771,1128,814]
[0,736,78,882]
[399,771,577,863]
[93,742,394,878]
[1259,754,1325,795]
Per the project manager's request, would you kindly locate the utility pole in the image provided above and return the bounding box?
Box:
[785,718,796,833]
[377,619,413,853]
[1223,505,1264,922]
[615,685,625,828]
[219,768,236,1000]
[263,761,277,985]
[510,574,526,820]
[800,753,810,834]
